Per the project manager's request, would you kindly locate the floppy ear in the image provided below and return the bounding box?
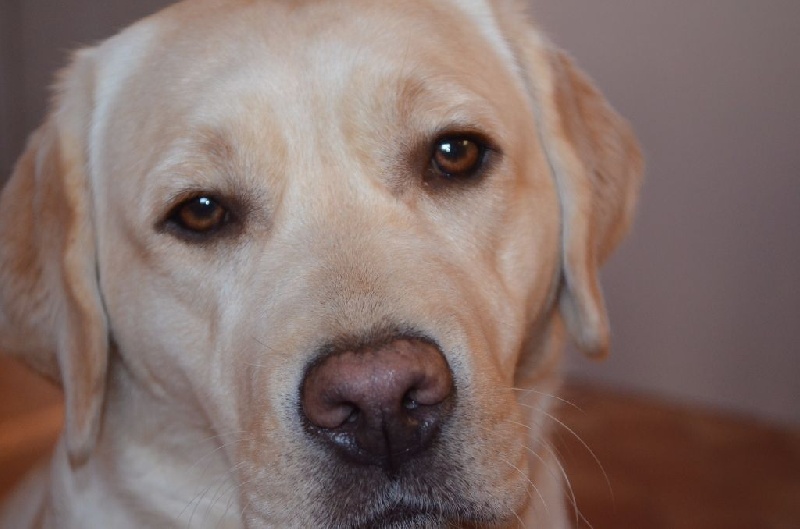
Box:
[518,30,643,359]
[0,49,108,464]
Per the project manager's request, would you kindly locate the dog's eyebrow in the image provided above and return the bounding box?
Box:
[152,125,262,183]
[194,127,239,166]
[389,87,498,153]
[146,129,272,222]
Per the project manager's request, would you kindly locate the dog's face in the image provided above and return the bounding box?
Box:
[0,0,641,527]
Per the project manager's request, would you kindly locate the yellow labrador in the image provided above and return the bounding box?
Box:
[0,0,642,527]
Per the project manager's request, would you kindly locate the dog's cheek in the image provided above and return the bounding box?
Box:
[441,166,561,513]
[492,161,562,364]
[231,356,327,527]
[213,269,321,511]
[99,238,238,416]
[438,377,533,515]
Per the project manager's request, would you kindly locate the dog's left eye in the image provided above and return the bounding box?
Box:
[431,135,487,179]
[168,195,230,234]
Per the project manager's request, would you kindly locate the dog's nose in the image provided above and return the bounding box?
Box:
[301,338,454,469]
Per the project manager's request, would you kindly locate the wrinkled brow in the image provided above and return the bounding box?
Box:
[146,127,274,220]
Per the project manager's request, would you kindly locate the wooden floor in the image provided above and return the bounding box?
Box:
[557,382,800,529]
[0,358,62,500]
[1,358,798,527]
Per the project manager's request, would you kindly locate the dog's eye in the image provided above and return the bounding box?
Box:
[431,136,486,179]
[169,196,229,234]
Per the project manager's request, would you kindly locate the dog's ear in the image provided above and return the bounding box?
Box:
[516,29,643,359]
[0,49,108,464]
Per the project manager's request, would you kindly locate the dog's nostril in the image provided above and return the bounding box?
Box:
[300,338,454,468]
[345,407,359,423]
[402,394,418,410]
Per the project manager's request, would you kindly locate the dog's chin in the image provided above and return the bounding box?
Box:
[299,453,521,529]
[329,499,514,529]
[346,506,491,529]
[350,507,445,529]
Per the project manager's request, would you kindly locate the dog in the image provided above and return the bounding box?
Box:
[0,0,642,527]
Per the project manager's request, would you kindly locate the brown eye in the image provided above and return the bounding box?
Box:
[431,136,486,178]
[171,196,228,233]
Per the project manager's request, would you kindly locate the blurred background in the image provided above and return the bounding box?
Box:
[0,0,798,527]
[533,0,800,428]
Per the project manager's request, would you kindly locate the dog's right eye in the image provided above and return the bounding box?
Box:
[166,195,231,236]
[426,133,495,185]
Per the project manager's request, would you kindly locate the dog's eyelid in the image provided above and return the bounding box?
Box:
[432,125,503,159]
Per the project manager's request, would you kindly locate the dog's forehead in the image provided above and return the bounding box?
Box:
[95,0,523,123]
[90,0,532,199]
[101,0,521,92]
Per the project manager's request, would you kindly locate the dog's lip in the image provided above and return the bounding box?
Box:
[351,504,440,529]
[348,500,502,529]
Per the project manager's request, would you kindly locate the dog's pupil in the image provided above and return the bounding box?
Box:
[440,140,467,160]
[435,138,480,176]
[189,197,216,219]
[179,196,224,231]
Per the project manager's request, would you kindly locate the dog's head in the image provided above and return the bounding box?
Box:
[0,0,641,526]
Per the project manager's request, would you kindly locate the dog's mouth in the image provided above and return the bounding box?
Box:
[347,502,498,529]
[326,487,512,529]
[350,505,443,529]
[291,395,527,529]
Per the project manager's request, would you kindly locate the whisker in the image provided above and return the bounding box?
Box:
[500,456,549,518]
[180,432,253,479]
[540,438,595,529]
[212,464,254,529]
[498,418,581,529]
[180,438,250,526]
[491,393,605,529]
[509,385,584,413]
[187,464,238,528]
[522,433,580,527]
[203,460,248,524]
[540,410,614,506]
[511,393,613,506]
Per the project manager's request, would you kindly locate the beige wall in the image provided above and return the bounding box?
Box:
[1,0,168,177]
[0,0,22,178]
[1,1,798,425]
[534,0,800,425]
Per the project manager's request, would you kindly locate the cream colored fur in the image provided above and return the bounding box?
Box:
[0,0,642,527]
